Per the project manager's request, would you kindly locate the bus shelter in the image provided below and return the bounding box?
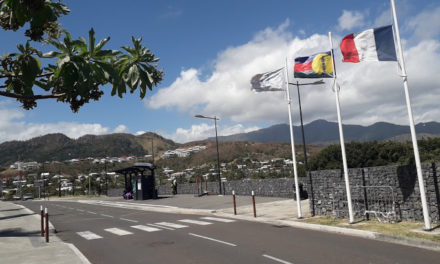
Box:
[115,162,156,200]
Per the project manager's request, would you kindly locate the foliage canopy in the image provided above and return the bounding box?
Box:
[0,0,163,112]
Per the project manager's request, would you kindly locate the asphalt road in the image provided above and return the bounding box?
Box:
[20,201,440,264]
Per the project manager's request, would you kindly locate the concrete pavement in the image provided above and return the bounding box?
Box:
[0,201,90,264]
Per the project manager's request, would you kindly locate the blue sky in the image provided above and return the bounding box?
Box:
[1,0,439,143]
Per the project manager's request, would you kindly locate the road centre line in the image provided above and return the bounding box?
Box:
[119,218,138,223]
[77,209,85,212]
[100,214,114,218]
[87,211,97,215]
[188,233,237,247]
[262,254,293,264]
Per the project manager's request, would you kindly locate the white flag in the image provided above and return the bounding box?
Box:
[250,68,285,92]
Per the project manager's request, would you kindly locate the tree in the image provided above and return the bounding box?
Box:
[0,0,163,112]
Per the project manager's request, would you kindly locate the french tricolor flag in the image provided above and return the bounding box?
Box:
[340,25,397,63]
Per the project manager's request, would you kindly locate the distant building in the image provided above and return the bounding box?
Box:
[161,145,207,159]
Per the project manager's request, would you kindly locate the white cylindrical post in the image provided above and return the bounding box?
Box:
[390,0,430,230]
[329,32,354,223]
[285,58,302,219]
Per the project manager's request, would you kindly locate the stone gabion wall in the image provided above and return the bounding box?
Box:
[156,177,309,198]
[310,162,440,222]
[111,162,440,222]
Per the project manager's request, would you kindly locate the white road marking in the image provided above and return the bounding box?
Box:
[178,219,212,225]
[100,214,114,218]
[131,225,161,232]
[119,218,138,223]
[77,209,85,212]
[87,211,97,215]
[188,233,236,247]
[147,223,174,230]
[104,228,133,236]
[155,222,188,229]
[262,254,293,264]
[76,231,103,240]
[200,217,236,223]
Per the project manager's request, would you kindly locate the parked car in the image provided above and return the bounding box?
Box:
[23,193,34,200]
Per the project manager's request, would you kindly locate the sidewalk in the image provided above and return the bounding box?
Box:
[0,201,90,264]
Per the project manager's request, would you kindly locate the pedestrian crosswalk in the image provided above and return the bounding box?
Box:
[76,216,236,240]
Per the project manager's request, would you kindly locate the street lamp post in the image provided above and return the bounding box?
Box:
[195,114,222,195]
[288,79,324,217]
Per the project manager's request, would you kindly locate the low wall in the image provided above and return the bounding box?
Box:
[157,177,309,198]
[111,162,440,222]
[309,162,440,222]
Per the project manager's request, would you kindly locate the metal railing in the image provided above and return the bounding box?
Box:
[331,186,397,223]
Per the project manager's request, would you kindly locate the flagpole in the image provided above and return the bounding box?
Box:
[390,0,431,230]
[296,81,315,216]
[285,58,302,218]
[328,32,354,224]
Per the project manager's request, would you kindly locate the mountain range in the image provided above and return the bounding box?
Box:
[1,119,439,168]
[212,119,440,144]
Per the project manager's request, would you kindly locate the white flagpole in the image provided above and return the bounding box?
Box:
[285,58,302,218]
[328,32,354,224]
[390,0,431,230]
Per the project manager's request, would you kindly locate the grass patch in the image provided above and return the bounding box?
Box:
[301,216,440,243]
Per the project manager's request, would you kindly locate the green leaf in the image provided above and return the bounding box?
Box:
[89,28,95,56]
[41,51,62,58]
[128,65,139,88]
[95,37,110,52]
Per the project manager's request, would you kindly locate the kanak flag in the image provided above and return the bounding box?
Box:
[340,25,397,63]
[294,51,334,78]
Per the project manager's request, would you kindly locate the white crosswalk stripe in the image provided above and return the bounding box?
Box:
[104,228,133,236]
[77,231,103,240]
[178,219,212,225]
[131,225,161,232]
[200,217,236,223]
[155,222,188,229]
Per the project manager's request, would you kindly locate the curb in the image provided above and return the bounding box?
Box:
[212,211,440,252]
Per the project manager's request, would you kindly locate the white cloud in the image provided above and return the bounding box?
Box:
[338,10,366,30]
[146,9,440,139]
[135,130,146,136]
[113,124,129,133]
[159,123,260,143]
[0,102,128,143]
[406,6,440,40]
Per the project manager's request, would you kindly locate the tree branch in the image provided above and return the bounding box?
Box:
[0,90,65,100]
